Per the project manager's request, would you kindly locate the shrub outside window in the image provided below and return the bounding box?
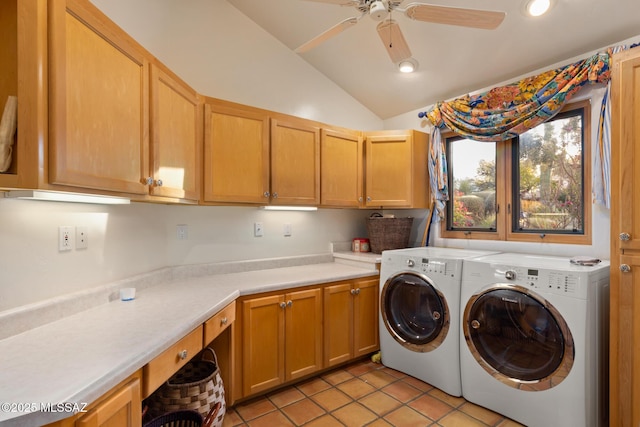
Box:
[443,100,591,245]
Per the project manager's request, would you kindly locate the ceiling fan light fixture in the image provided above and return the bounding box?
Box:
[525,0,551,17]
[398,58,418,73]
[369,0,389,21]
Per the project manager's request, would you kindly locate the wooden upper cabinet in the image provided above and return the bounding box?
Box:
[320,128,363,207]
[270,118,320,206]
[203,99,320,206]
[48,0,149,195]
[203,100,270,204]
[364,130,429,208]
[150,63,201,201]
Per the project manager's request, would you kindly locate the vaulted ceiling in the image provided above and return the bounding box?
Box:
[227,0,640,119]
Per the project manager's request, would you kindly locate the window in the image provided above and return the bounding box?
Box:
[443,100,591,244]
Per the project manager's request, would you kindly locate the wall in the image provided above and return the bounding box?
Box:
[0,199,372,311]
[89,0,383,131]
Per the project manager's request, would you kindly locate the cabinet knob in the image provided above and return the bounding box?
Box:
[620,232,632,241]
[263,191,270,198]
[358,197,363,202]
[272,192,278,199]
[279,302,286,309]
[178,350,188,360]
[286,300,292,307]
[155,179,163,187]
[366,197,371,202]
[145,176,154,186]
[220,317,228,325]
[350,289,356,295]
[620,264,632,273]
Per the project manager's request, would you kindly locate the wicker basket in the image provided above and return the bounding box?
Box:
[146,348,226,427]
[144,403,221,427]
[367,216,414,254]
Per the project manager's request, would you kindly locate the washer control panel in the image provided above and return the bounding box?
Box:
[397,256,452,277]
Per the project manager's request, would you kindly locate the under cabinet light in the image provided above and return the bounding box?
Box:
[4,190,131,205]
[261,206,318,211]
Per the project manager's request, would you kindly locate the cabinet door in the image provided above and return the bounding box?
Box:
[203,102,270,203]
[365,132,413,207]
[242,294,285,396]
[285,288,323,380]
[76,377,141,427]
[49,0,149,195]
[149,64,201,201]
[353,277,380,357]
[323,282,354,367]
[320,129,363,207]
[610,49,640,427]
[271,119,320,205]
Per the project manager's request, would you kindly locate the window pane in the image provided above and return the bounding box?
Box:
[516,113,584,233]
[447,138,497,230]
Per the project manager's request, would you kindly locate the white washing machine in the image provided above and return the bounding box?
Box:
[379,247,498,397]
[460,253,610,427]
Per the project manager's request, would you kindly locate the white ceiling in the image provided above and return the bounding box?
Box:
[226,0,640,120]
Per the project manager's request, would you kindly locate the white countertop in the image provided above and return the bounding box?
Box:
[0,261,378,427]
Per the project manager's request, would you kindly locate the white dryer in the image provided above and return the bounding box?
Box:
[460,253,609,427]
[379,247,498,397]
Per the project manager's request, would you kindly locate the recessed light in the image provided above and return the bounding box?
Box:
[525,0,551,17]
[398,58,418,73]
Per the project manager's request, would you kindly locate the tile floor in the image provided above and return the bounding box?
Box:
[223,358,525,427]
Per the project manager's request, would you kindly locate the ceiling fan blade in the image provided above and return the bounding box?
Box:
[403,3,505,30]
[376,20,412,63]
[295,16,361,54]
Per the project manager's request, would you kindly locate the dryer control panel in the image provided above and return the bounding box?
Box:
[499,266,587,299]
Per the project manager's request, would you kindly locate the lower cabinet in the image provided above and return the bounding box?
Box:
[324,276,380,367]
[235,275,380,402]
[44,371,142,427]
[75,374,142,427]
[240,288,323,396]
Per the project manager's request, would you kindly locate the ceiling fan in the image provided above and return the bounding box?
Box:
[295,0,506,65]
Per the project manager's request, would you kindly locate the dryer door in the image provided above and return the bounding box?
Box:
[463,284,574,390]
[381,272,449,353]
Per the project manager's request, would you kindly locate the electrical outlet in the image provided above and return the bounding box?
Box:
[58,226,73,251]
[176,224,188,240]
[76,226,88,249]
[283,223,292,237]
[254,222,263,237]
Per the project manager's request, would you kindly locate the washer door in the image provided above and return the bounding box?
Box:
[463,284,574,390]
[381,272,449,353]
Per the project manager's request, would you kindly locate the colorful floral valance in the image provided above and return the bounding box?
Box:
[423,51,611,142]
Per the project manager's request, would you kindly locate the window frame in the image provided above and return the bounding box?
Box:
[441,100,592,245]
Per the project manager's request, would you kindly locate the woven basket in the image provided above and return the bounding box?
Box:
[367,216,414,254]
[146,348,226,427]
[144,409,203,427]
